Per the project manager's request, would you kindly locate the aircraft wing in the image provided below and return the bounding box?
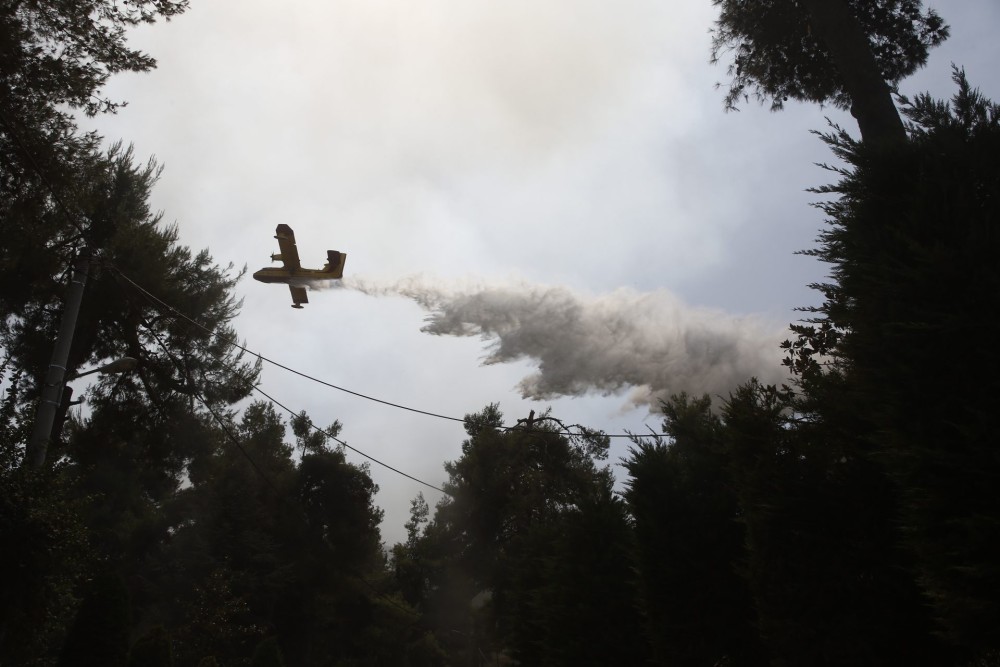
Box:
[273,224,302,270]
[289,285,308,309]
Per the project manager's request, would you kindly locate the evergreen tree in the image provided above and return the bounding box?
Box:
[128,626,173,667]
[519,483,648,666]
[249,637,285,667]
[57,571,131,667]
[0,0,187,197]
[0,0,187,119]
[0,441,91,664]
[409,405,646,664]
[624,394,766,667]
[0,143,262,665]
[800,70,1000,652]
[2,141,259,472]
[1,0,189,306]
[710,0,948,143]
[1,138,256,666]
[722,380,944,667]
[147,403,401,666]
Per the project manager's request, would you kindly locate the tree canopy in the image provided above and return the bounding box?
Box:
[800,69,1000,650]
[0,0,187,118]
[711,0,948,143]
[3,1,999,664]
[392,405,648,665]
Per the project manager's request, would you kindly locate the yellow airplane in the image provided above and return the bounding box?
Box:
[252,224,347,308]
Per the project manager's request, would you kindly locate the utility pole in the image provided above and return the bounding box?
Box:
[25,250,92,469]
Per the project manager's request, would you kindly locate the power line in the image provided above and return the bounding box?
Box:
[138,311,281,491]
[106,263,664,439]
[144,325,440,625]
[5,104,664,441]
[109,266,467,423]
[3,106,627,643]
[252,384,448,495]
[135,320,428,621]
[111,265,450,495]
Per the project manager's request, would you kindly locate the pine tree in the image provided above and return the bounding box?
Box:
[711,0,948,143]
[410,405,646,664]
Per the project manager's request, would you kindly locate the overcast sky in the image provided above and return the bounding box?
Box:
[79,0,1000,545]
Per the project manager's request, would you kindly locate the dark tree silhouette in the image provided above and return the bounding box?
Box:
[624,394,766,667]
[402,405,647,665]
[711,0,948,143]
[801,70,1000,653]
[128,626,174,667]
[57,572,131,667]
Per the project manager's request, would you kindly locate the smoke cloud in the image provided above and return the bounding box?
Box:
[343,276,789,409]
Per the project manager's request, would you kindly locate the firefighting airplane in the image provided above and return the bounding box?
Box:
[252,224,347,308]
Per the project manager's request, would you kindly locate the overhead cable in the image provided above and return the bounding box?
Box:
[111,266,450,495]
[251,384,448,495]
[108,262,665,439]
[4,108,663,440]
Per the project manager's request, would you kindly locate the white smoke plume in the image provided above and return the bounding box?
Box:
[342,276,790,409]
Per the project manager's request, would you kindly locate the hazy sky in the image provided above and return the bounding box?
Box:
[80,0,1000,544]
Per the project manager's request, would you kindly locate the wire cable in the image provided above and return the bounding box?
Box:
[136,319,428,623]
[107,263,664,439]
[139,313,281,491]
[144,320,437,624]
[4,105,665,440]
[4,103,629,646]
[109,265,467,423]
[111,265,451,495]
[251,384,448,495]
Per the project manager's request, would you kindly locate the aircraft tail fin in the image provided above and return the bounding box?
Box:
[323,250,346,277]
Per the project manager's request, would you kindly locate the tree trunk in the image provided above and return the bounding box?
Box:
[799,0,907,145]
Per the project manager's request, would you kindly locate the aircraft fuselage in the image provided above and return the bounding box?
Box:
[252,267,342,284]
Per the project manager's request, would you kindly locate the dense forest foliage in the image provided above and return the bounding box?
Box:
[3,0,999,665]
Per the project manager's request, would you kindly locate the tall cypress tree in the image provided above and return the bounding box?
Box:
[624,394,766,667]
[802,70,1000,652]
